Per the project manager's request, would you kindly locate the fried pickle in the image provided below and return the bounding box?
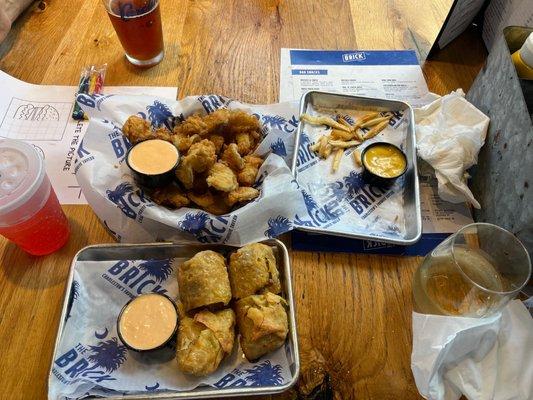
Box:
[173,114,209,137]
[153,126,172,142]
[122,115,153,144]
[175,161,194,189]
[237,155,263,186]
[221,143,245,171]
[188,191,232,215]
[151,185,190,209]
[208,134,225,154]
[207,162,238,192]
[184,139,217,173]
[172,132,200,153]
[225,187,260,207]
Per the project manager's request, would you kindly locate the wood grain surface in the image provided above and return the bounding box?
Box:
[0,1,487,399]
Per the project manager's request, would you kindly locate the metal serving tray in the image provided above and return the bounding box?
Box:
[49,239,299,399]
[291,91,422,245]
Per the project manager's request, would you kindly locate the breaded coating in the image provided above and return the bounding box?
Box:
[151,185,190,209]
[184,140,217,173]
[225,187,260,207]
[173,114,209,136]
[203,109,230,135]
[178,250,232,312]
[187,191,216,209]
[188,191,231,215]
[153,126,172,142]
[237,155,263,186]
[208,134,225,154]
[228,243,281,299]
[235,132,253,155]
[176,161,194,189]
[122,115,153,144]
[221,143,245,171]
[234,292,288,361]
[194,309,235,354]
[228,110,261,134]
[176,316,224,376]
[172,133,200,153]
[207,162,238,192]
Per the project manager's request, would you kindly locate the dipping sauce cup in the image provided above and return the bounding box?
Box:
[117,293,178,352]
[0,139,70,256]
[102,0,164,67]
[361,142,407,187]
[126,139,179,188]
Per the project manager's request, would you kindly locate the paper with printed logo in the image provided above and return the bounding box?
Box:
[48,258,295,399]
[74,94,305,245]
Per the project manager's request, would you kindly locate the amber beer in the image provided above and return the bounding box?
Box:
[105,0,164,66]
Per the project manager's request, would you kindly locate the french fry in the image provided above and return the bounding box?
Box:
[300,113,351,132]
[359,116,391,129]
[352,149,362,167]
[329,139,361,148]
[332,148,343,172]
[330,129,353,140]
[363,119,390,139]
[353,112,380,128]
[338,116,353,129]
[353,129,364,142]
[309,141,320,153]
[323,144,333,158]
[318,135,330,159]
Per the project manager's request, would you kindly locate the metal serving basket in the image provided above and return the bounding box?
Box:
[290,90,422,245]
[49,239,299,399]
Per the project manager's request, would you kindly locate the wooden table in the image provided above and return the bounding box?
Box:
[0,1,487,399]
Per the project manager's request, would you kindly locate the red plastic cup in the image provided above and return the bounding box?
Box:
[0,139,70,256]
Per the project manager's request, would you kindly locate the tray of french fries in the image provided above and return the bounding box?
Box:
[290,91,421,245]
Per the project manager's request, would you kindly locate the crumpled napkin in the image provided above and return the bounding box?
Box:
[411,300,533,400]
[414,89,489,208]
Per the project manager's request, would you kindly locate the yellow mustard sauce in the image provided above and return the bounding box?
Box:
[363,144,406,178]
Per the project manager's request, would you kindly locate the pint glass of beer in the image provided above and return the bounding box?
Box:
[102,0,164,67]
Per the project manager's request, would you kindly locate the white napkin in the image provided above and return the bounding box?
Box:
[414,89,489,209]
[411,300,533,400]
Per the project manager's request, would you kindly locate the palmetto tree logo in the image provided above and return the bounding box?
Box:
[261,115,287,130]
[244,361,284,386]
[65,280,80,322]
[138,259,173,282]
[86,338,127,374]
[178,212,223,242]
[146,101,175,130]
[71,337,128,378]
[343,171,365,194]
[270,138,287,157]
[327,181,347,202]
[264,216,292,238]
[106,182,136,219]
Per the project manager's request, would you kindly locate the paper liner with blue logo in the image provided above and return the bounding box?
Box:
[74,93,305,245]
[48,241,299,399]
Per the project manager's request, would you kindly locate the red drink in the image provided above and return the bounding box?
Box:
[0,140,70,256]
[104,0,164,67]
[0,186,69,256]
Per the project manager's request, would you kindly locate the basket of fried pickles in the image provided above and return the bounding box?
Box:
[74,94,302,245]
